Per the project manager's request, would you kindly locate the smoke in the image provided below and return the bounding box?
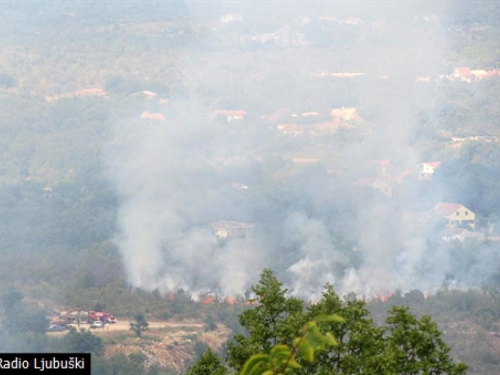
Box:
[284,213,344,300]
[104,113,268,296]
[103,1,500,300]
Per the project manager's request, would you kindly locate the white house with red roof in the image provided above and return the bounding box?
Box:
[415,161,441,180]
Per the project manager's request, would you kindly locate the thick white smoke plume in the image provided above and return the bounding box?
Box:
[105,119,268,296]
[103,2,499,300]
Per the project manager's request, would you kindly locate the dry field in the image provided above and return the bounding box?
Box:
[48,319,231,372]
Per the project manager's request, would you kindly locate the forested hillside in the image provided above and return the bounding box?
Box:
[1,1,500,374]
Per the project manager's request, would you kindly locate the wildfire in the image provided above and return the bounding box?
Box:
[198,294,258,306]
[372,292,394,303]
[202,296,214,305]
[225,297,237,305]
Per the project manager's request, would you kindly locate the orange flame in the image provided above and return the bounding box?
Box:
[225,297,237,305]
[202,296,213,305]
[372,292,394,303]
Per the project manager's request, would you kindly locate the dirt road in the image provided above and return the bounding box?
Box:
[48,320,205,335]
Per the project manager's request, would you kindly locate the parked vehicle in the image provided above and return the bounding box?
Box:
[90,320,104,329]
[88,310,116,323]
[50,308,85,325]
[47,324,68,332]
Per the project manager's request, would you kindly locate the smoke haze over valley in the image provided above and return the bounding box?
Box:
[1,2,500,372]
[98,1,500,299]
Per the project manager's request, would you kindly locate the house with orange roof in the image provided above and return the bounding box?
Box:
[141,111,166,121]
[415,161,440,180]
[450,67,473,82]
[330,107,360,122]
[432,202,476,229]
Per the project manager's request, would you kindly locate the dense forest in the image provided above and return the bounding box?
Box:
[1,1,500,374]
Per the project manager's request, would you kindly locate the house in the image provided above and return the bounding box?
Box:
[141,111,166,121]
[211,110,247,123]
[211,221,257,239]
[432,202,476,229]
[450,67,473,82]
[415,161,440,180]
[330,107,360,122]
[373,160,390,176]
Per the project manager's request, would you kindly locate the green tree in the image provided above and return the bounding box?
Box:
[220,270,468,375]
[186,348,227,375]
[305,285,385,375]
[130,313,149,338]
[226,269,305,371]
[384,306,468,375]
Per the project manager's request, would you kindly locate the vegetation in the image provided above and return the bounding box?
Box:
[130,313,150,338]
[189,270,468,375]
[0,2,499,374]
